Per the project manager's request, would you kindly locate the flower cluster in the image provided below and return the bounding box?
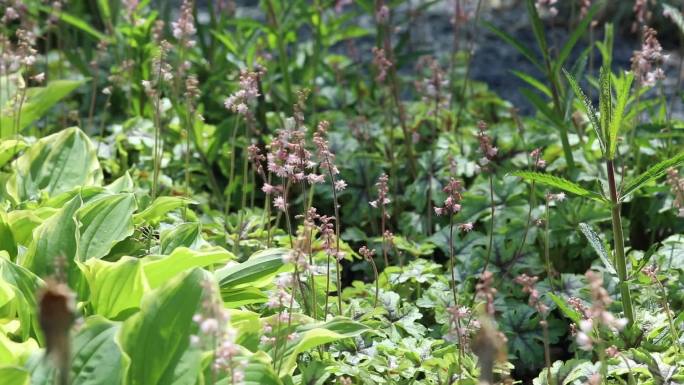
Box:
[191,279,245,384]
[535,0,558,17]
[579,0,592,19]
[1,0,26,24]
[372,47,392,83]
[224,70,261,115]
[313,121,347,191]
[574,271,628,351]
[358,245,375,262]
[530,148,546,169]
[375,5,390,24]
[476,121,498,165]
[434,178,463,216]
[267,121,326,209]
[476,271,497,316]
[515,274,548,314]
[266,273,295,309]
[172,0,196,48]
[143,41,173,97]
[369,173,390,213]
[546,191,566,203]
[445,305,480,346]
[632,0,655,31]
[666,167,684,217]
[631,27,666,87]
[414,57,450,114]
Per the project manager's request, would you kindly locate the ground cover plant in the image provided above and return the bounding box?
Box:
[0,0,683,384]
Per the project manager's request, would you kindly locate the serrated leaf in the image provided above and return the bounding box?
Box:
[607,72,634,159]
[621,151,684,200]
[511,171,607,202]
[563,68,604,152]
[599,66,612,145]
[578,223,617,276]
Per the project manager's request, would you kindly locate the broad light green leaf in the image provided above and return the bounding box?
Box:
[104,172,134,193]
[221,287,268,308]
[0,210,17,259]
[0,366,29,385]
[0,139,26,168]
[216,248,289,290]
[133,196,196,225]
[578,223,617,276]
[621,151,684,200]
[159,222,204,254]
[510,171,607,202]
[143,247,233,289]
[0,279,15,308]
[19,195,81,281]
[25,317,127,385]
[0,257,43,340]
[78,257,149,320]
[6,127,102,203]
[6,207,56,245]
[0,81,87,138]
[278,317,370,376]
[69,317,127,385]
[119,269,205,385]
[0,333,38,365]
[77,193,137,260]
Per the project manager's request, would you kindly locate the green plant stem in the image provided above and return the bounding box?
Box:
[265,0,294,109]
[225,117,240,216]
[606,159,634,326]
[448,215,458,307]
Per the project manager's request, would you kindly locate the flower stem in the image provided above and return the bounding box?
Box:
[606,159,634,326]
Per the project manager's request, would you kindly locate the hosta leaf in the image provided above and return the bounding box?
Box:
[221,287,269,308]
[143,246,234,289]
[133,196,196,225]
[510,171,607,202]
[0,210,17,259]
[6,127,102,203]
[119,268,205,385]
[159,222,204,254]
[77,193,137,260]
[578,223,617,276]
[278,318,370,376]
[78,257,149,320]
[0,257,43,340]
[0,333,38,365]
[216,248,290,290]
[0,366,29,385]
[19,195,81,282]
[0,82,87,138]
[0,139,27,168]
[621,151,684,200]
[25,317,127,385]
